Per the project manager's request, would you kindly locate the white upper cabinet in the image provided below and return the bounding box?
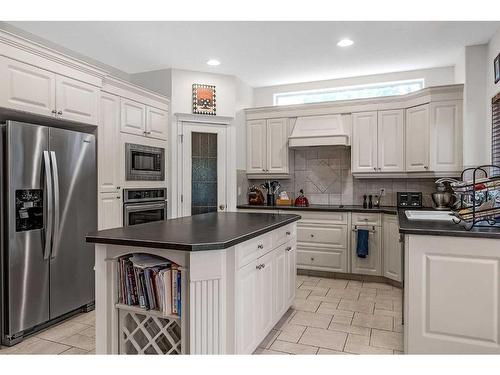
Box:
[430,100,462,172]
[146,106,168,140]
[0,56,99,124]
[98,93,121,193]
[266,118,289,174]
[352,111,378,173]
[406,104,430,172]
[0,56,56,117]
[378,109,405,172]
[120,97,147,136]
[55,75,99,125]
[247,119,267,174]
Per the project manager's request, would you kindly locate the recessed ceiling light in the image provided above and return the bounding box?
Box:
[206,59,221,66]
[337,39,354,47]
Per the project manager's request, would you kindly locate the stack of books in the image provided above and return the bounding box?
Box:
[117,254,182,316]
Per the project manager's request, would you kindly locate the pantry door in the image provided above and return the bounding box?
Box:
[181,122,227,217]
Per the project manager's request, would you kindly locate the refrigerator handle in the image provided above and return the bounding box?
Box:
[50,151,60,259]
[43,151,53,260]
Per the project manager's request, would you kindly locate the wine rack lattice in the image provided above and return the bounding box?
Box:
[118,308,181,355]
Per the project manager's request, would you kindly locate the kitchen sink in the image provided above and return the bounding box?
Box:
[404,210,455,222]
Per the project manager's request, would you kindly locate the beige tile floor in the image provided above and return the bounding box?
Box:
[0,310,95,355]
[253,275,404,355]
[0,275,403,355]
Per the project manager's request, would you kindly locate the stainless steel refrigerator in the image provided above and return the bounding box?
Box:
[1,120,96,346]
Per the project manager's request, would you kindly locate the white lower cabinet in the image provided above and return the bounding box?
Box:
[97,193,122,230]
[406,235,500,354]
[235,234,296,354]
[351,225,382,276]
[382,214,402,282]
[236,259,259,354]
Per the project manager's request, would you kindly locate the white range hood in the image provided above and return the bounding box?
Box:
[288,114,351,147]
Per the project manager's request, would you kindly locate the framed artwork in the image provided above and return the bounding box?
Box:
[495,54,500,84]
[192,84,216,115]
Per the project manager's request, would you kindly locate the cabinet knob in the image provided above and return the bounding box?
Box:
[117,186,121,189]
[310,234,314,238]
[310,257,314,261]
[286,231,291,236]
[261,263,265,269]
[116,196,121,199]
[285,246,292,252]
[256,265,261,270]
[57,110,63,115]
[51,109,57,114]
[257,244,264,249]
[424,166,429,169]
[373,167,377,171]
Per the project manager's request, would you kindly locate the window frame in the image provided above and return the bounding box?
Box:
[273,79,425,106]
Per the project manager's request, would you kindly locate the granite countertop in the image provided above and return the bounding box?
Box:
[397,209,500,239]
[86,212,301,251]
[237,204,398,215]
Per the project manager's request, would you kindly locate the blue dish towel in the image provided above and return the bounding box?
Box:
[356,229,369,258]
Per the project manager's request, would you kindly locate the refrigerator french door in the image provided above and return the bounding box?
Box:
[1,121,96,345]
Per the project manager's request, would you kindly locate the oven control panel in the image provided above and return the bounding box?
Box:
[124,188,167,203]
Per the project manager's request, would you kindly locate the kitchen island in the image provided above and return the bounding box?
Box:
[398,210,500,354]
[86,212,300,355]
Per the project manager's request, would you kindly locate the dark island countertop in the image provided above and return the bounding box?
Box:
[86,212,301,251]
[397,209,500,239]
[237,204,398,215]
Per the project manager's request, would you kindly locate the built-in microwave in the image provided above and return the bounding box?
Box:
[125,143,165,181]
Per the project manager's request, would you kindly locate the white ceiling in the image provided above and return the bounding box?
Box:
[6,21,500,87]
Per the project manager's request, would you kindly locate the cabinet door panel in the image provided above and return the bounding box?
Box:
[266,118,288,174]
[274,246,287,319]
[246,120,267,173]
[236,260,259,354]
[146,106,168,140]
[120,98,146,136]
[286,243,296,306]
[55,75,99,125]
[351,227,382,276]
[406,104,430,172]
[98,193,122,230]
[0,56,56,117]
[257,250,274,336]
[430,101,462,172]
[98,93,121,193]
[378,109,405,172]
[352,111,378,173]
[382,215,402,282]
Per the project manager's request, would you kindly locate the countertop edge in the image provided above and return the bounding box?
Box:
[86,215,301,251]
[237,205,398,215]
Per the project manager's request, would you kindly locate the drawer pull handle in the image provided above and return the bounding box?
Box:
[285,246,292,251]
[352,225,376,233]
[286,231,291,235]
[257,244,264,249]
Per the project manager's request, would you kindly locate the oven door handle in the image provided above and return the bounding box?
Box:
[124,202,167,213]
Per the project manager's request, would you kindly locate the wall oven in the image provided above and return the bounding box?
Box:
[123,188,167,226]
[125,143,165,181]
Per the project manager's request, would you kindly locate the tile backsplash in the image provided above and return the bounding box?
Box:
[238,146,438,207]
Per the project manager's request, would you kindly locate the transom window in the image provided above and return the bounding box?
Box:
[273,79,425,106]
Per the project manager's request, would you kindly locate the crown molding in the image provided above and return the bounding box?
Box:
[103,76,170,106]
[0,28,107,79]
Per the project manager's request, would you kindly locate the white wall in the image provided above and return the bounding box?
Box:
[253,67,455,107]
[487,27,500,164]
[462,45,488,167]
[454,49,466,84]
[131,68,253,217]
